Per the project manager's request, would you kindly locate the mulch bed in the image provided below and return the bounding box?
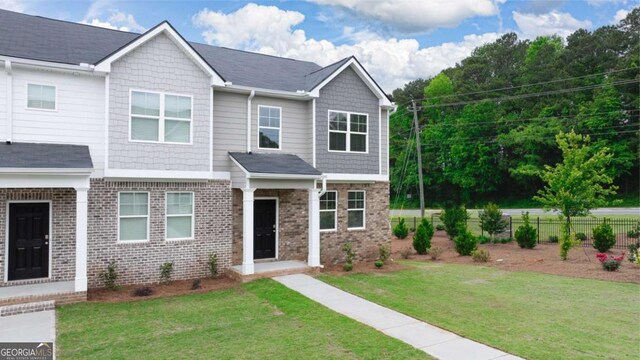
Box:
[392,231,640,284]
[88,276,240,303]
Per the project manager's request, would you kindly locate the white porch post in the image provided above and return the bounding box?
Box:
[242,188,256,275]
[308,189,321,267]
[74,187,89,292]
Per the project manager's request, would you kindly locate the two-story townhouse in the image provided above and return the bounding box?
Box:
[0,9,393,305]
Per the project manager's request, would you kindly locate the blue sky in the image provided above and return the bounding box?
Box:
[2,0,636,91]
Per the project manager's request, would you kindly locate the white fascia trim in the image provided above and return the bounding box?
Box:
[0,173,90,189]
[104,169,230,180]
[0,56,97,73]
[0,168,93,174]
[248,173,322,180]
[324,173,388,182]
[215,84,315,101]
[94,23,224,86]
[308,59,392,107]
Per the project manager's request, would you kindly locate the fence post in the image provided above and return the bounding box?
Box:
[509,216,513,239]
[537,217,540,243]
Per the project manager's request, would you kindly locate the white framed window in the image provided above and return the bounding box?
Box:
[258,105,281,149]
[165,192,194,240]
[320,191,338,231]
[118,192,149,242]
[347,191,366,230]
[130,90,192,144]
[328,110,368,153]
[27,83,56,110]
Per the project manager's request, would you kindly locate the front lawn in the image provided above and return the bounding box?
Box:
[319,263,639,360]
[57,279,428,359]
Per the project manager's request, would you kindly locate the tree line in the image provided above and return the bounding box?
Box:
[389,9,639,208]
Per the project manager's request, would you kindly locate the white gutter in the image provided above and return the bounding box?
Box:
[5,60,12,143]
[0,56,97,73]
[317,175,327,197]
[216,84,315,101]
[246,90,255,153]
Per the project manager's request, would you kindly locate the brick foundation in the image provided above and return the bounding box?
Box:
[0,291,87,307]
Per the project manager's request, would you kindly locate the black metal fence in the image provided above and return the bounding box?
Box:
[390,215,640,250]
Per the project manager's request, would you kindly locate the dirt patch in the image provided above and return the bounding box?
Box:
[321,261,411,276]
[88,276,240,303]
[392,231,640,284]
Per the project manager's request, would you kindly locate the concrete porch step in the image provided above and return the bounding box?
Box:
[0,300,55,317]
[0,281,86,306]
[229,260,319,283]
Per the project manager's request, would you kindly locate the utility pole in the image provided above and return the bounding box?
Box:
[411,99,425,218]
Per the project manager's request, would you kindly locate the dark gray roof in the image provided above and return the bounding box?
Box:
[0,9,357,93]
[229,152,321,176]
[0,142,93,169]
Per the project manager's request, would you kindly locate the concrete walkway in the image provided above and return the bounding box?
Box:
[0,310,56,342]
[274,274,523,360]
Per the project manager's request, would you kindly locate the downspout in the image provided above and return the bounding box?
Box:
[5,60,12,143]
[246,90,255,153]
[317,175,327,197]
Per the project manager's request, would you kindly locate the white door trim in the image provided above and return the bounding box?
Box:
[254,196,279,260]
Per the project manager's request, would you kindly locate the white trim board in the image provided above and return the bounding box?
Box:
[324,174,388,182]
[104,169,230,181]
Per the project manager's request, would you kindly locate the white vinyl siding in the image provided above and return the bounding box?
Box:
[320,191,337,231]
[258,105,281,149]
[328,110,368,153]
[27,83,56,110]
[165,192,194,240]
[118,192,150,242]
[130,90,192,144]
[347,191,365,229]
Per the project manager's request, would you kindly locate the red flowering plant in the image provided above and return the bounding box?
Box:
[596,253,625,271]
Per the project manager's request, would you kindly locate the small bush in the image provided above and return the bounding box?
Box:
[159,262,174,284]
[400,247,412,259]
[342,242,356,271]
[378,244,391,263]
[343,263,353,272]
[627,223,640,239]
[133,286,154,297]
[412,218,434,254]
[515,212,537,249]
[575,232,587,241]
[207,253,219,278]
[596,253,624,271]
[99,260,119,290]
[471,249,491,262]
[628,242,640,263]
[191,279,201,290]
[440,206,469,239]
[479,203,508,240]
[374,260,384,268]
[429,247,443,260]
[548,235,559,243]
[477,235,491,244]
[592,222,616,252]
[454,227,477,256]
[393,218,409,239]
[435,224,445,231]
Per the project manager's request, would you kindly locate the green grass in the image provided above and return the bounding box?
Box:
[57,279,429,360]
[319,263,640,360]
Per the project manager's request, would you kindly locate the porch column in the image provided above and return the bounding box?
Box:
[242,188,256,275]
[74,187,89,292]
[308,189,321,267]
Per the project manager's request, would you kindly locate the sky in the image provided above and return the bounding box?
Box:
[1,0,637,92]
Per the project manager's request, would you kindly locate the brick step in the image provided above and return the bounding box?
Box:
[0,300,55,317]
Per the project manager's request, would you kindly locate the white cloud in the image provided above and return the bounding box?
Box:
[81,11,146,33]
[612,8,629,23]
[0,0,25,12]
[310,0,503,32]
[513,10,592,39]
[193,3,500,91]
[587,0,628,6]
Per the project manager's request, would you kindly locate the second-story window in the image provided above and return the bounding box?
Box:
[27,84,56,110]
[329,111,367,153]
[258,105,281,149]
[130,90,192,144]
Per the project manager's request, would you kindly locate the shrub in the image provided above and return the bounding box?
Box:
[515,212,537,249]
[592,222,616,252]
[374,260,384,268]
[400,247,412,259]
[479,203,508,241]
[575,232,587,241]
[133,286,154,297]
[343,263,353,272]
[628,242,640,263]
[477,235,491,244]
[191,279,201,290]
[440,206,469,239]
[548,235,559,243]
[99,260,119,290]
[596,253,624,271]
[159,262,174,284]
[454,227,477,256]
[429,247,443,260]
[435,224,445,231]
[378,244,391,263]
[342,242,356,271]
[627,223,640,239]
[393,218,409,239]
[207,253,219,278]
[471,249,491,262]
[412,218,434,254]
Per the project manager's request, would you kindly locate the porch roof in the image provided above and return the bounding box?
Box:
[0,142,93,172]
[229,152,322,178]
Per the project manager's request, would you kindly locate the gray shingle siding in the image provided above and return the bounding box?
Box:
[108,33,211,172]
[315,67,380,174]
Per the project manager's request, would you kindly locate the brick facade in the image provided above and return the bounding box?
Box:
[87,179,233,288]
[0,189,76,287]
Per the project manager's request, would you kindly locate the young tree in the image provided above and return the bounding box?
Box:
[534,130,619,260]
[478,203,508,241]
[413,218,434,254]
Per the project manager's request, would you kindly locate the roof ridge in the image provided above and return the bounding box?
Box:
[304,56,352,77]
[190,41,321,66]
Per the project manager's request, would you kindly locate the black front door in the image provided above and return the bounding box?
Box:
[8,203,50,281]
[254,199,277,259]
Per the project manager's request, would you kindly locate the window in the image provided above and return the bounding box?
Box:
[130,90,192,144]
[319,191,337,231]
[258,106,281,149]
[347,191,365,229]
[329,111,367,152]
[27,84,56,110]
[119,192,149,242]
[166,192,194,240]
